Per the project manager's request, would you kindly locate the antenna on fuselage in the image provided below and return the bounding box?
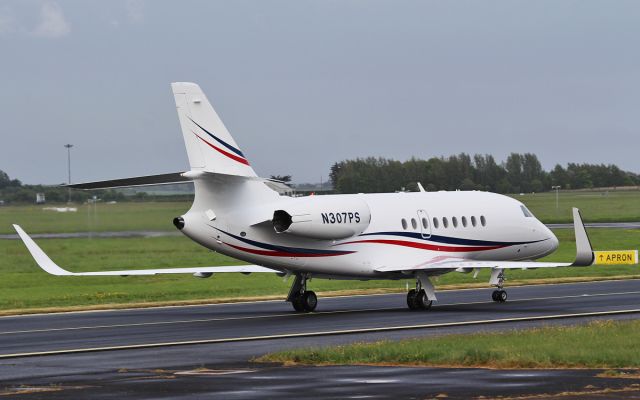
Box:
[417,182,426,192]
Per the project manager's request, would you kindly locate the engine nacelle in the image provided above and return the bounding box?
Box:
[272,196,371,240]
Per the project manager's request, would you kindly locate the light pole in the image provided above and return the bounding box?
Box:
[64,144,73,203]
[551,185,561,211]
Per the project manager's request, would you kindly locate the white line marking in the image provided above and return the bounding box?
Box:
[1,308,638,359]
[2,290,639,336]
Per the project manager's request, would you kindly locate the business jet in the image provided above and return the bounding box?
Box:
[14,82,599,312]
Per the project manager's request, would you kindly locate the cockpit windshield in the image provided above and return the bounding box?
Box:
[520,205,534,218]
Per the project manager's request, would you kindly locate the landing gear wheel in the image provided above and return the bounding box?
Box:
[492,290,507,303]
[301,291,317,312]
[288,274,318,312]
[416,290,432,310]
[406,289,420,310]
[407,289,432,310]
[292,295,305,311]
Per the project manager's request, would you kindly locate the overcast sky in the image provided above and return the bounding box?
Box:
[1,0,639,185]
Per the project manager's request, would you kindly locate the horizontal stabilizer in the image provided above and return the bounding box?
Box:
[13,225,279,276]
[66,172,190,190]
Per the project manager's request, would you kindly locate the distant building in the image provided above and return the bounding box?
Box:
[36,193,46,204]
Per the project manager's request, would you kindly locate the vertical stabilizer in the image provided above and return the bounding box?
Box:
[171,82,257,177]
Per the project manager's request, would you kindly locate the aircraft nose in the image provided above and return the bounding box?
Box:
[542,223,559,253]
[549,231,559,252]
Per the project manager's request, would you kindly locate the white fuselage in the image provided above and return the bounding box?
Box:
[180,190,559,279]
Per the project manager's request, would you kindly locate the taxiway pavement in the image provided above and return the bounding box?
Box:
[1,279,639,399]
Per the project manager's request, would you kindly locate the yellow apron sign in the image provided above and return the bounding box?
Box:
[593,250,638,265]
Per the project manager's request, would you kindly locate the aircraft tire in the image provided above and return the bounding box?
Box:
[416,290,432,310]
[302,291,317,312]
[498,290,508,302]
[491,290,500,302]
[406,289,420,310]
[292,295,305,312]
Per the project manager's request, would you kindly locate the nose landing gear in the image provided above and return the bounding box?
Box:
[287,273,317,312]
[490,269,508,303]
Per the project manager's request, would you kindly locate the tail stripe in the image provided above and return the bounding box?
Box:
[188,117,245,158]
[193,133,250,166]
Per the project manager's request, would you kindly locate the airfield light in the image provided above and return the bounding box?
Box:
[64,144,73,203]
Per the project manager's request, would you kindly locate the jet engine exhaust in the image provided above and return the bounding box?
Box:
[173,216,185,230]
[273,210,292,233]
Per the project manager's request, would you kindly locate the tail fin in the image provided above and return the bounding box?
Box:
[172,82,257,177]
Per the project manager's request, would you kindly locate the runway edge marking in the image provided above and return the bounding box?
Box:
[1,308,639,360]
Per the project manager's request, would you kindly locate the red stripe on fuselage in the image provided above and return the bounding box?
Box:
[338,239,504,252]
[224,242,353,257]
[194,134,250,166]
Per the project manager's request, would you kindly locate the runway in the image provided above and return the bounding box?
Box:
[1,279,640,399]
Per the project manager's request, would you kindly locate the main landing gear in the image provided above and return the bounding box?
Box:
[287,273,317,312]
[407,289,432,310]
[406,272,437,311]
[490,269,508,303]
[492,289,508,302]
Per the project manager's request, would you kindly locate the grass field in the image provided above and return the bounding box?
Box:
[256,319,640,369]
[0,189,638,235]
[510,190,640,223]
[1,228,637,313]
[0,202,189,234]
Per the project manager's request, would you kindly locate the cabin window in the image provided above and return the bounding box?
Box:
[411,218,417,230]
[452,217,458,228]
[442,217,449,228]
[480,215,486,226]
[421,217,428,229]
[401,218,408,230]
[520,205,533,217]
[433,217,439,229]
[462,216,468,227]
[471,216,477,227]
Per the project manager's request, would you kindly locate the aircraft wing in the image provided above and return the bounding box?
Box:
[375,207,593,273]
[374,258,572,273]
[13,225,279,276]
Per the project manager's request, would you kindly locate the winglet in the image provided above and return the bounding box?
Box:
[571,208,594,266]
[12,225,73,276]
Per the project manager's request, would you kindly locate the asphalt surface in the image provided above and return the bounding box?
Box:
[1,280,640,399]
[2,221,639,240]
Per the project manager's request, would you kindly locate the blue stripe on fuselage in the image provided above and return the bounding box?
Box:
[212,227,351,255]
[358,231,545,247]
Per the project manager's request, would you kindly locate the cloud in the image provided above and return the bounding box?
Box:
[125,0,144,24]
[33,1,70,38]
[0,6,18,35]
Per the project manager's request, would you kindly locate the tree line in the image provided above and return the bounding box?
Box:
[329,153,639,194]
